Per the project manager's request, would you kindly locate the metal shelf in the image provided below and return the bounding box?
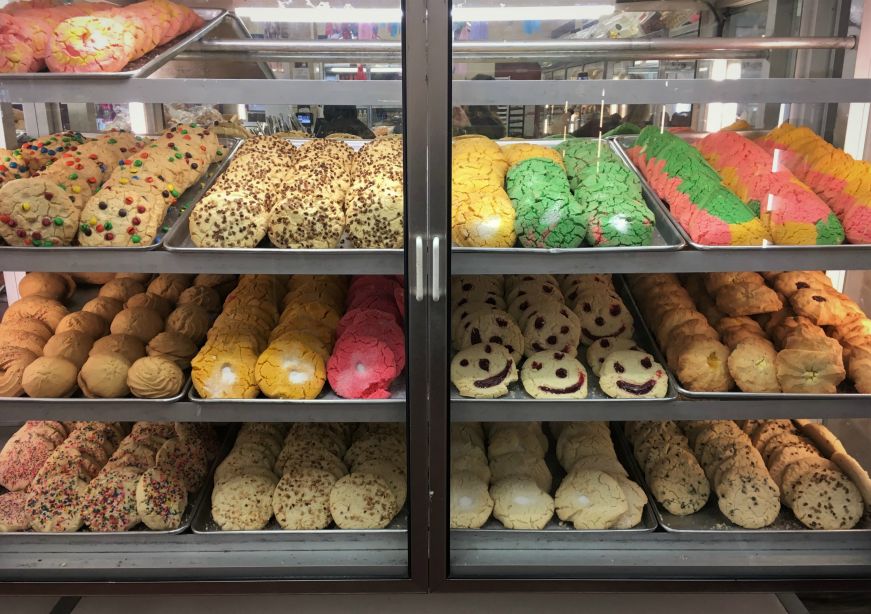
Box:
[0,400,405,424]
[450,397,871,422]
[0,532,408,583]
[451,247,871,274]
[0,248,404,274]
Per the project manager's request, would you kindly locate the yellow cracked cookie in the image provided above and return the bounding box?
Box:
[254,336,326,400]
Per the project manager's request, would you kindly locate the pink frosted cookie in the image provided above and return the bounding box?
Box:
[348,275,401,299]
[154,0,187,45]
[0,14,35,72]
[346,292,402,323]
[327,331,400,399]
[337,309,406,371]
[47,16,133,73]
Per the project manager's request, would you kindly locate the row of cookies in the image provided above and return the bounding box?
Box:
[0,132,87,187]
[0,421,219,532]
[11,272,213,399]
[212,422,406,531]
[624,421,710,517]
[552,422,648,529]
[0,130,143,246]
[741,419,868,529]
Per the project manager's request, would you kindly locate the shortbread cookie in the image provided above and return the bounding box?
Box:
[212,473,278,531]
[136,467,187,530]
[489,452,552,492]
[450,343,518,398]
[450,471,494,529]
[599,350,668,399]
[520,350,588,399]
[490,477,555,529]
[674,336,733,392]
[190,191,268,248]
[586,337,642,376]
[329,472,396,529]
[727,337,780,393]
[272,468,337,530]
[555,469,628,530]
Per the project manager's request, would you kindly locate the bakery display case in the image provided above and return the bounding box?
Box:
[2,0,871,597]
[431,0,871,593]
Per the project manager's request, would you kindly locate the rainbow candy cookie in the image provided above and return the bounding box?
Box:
[628,127,771,246]
[697,131,844,245]
[757,123,871,244]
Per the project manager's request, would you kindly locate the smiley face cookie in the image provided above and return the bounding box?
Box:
[599,350,668,399]
[586,337,642,376]
[570,288,635,345]
[521,304,581,356]
[451,343,518,398]
[520,351,588,399]
[458,309,524,363]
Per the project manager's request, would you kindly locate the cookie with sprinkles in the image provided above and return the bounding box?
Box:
[82,466,144,532]
[34,445,101,487]
[136,466,188,530]
[26,473,88,532]
[0,425,58,491]
[77,186,165,246]
[0,491,29,532]
[0,177,85,246]
[156,437,208,493]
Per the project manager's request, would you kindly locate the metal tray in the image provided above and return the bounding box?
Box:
[1,9,227,80]
[189,376,406,404]
[620,277,871,402]
[611,134,871,253]
[0,136,241,255]
[163,137,402,257]
[449,275,679,403]
[0,425,229,537]
[451,138,685,255]
[452,422,657,544]
[614,423,871,536]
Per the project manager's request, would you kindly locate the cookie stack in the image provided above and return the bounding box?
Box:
[629,274,733,392]
[330,423,407,529]
[189,136,296,248]
[78,123,222,246]
[624,420,710,516]
[267,139,354,249]
[192,275,283,398]
[488,423,555,529]
[0,131,144,246]
[1,132,86,188]
[345,136,404,248]
[505,157,586,248]
[451,135,516,248]
[750,419,869,529]
[553,422,648,529]
[254,275,346,399]
[327,275,405,399]
[679,420,781,529]
[0,272,75,396]
[557,139,655,247]
[449,423,493,529]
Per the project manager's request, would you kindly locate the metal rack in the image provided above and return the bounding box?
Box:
[2,2,871,594]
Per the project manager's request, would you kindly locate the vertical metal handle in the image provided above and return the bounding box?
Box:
[431,236,442,302]
[415,235,425,302]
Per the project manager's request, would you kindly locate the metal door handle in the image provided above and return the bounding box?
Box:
[415,235,425,302]
[431,236,442,302]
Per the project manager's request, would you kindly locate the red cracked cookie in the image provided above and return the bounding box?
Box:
[337,310,406,372]
[327,331,400,399]
[346,293,402,323]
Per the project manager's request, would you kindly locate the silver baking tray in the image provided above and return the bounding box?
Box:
[163,137,403,257]
[0,136,240,254]
[452,422,657,544]
[0,425,230,538]
[449,275,679,403]
[189,376,406,404]
[1,9,227,80]
[611,134,871,253]
[451,138,686,255]
[620,279,871,402]
[614,423,871,536]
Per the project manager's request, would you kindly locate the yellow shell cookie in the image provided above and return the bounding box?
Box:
[254,337,326,399]
[452,188,516,248]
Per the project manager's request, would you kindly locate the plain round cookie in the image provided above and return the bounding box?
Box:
[610,474,648,529]
[490,477,555,530]
[136,467,188,531]
[212,473,278,531]
[352,459,407,513]
[489,451,552,492]
[645,448,710,516]
[272,468,337,530]
[450,471,493,529]
[555,469,629,529]
[568,454,629,478]
[329,472,396,529]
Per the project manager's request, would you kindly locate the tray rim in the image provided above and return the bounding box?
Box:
[0,9,228,81]
[0,377,192,405]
